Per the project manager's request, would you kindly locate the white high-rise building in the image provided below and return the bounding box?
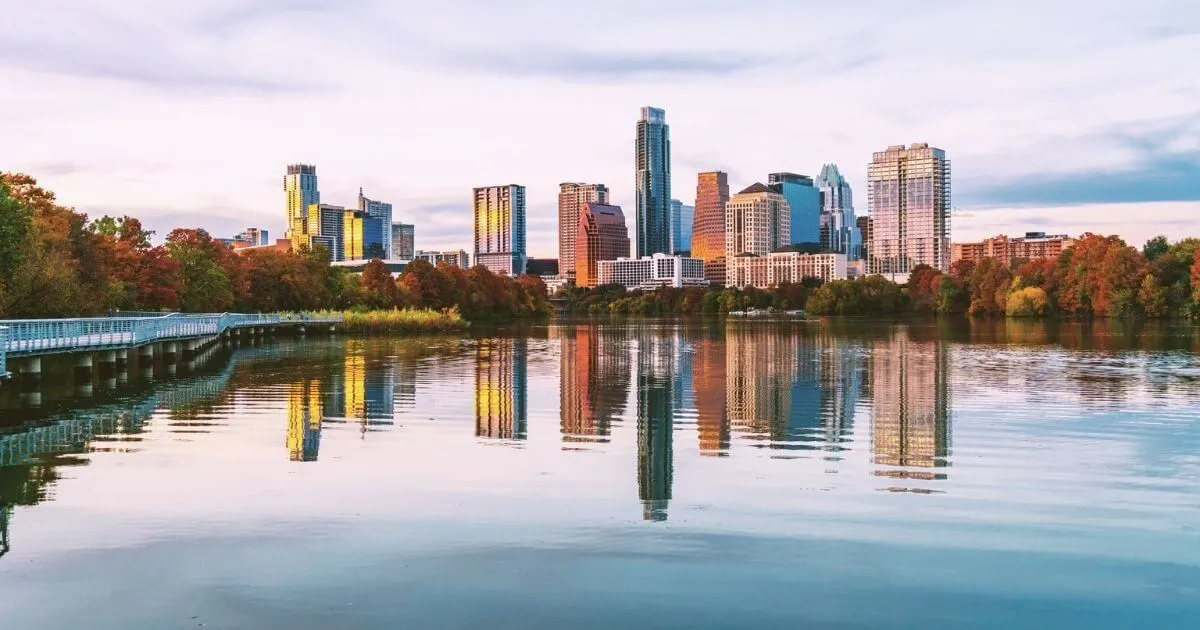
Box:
[868,144,951,276]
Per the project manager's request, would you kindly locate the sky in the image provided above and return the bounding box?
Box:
[2,0,1198,257]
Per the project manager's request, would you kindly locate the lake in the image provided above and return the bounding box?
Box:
[1,318,1199,629]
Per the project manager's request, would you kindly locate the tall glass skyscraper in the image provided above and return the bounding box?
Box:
[473,184,527,276]
[284,164,319,252]
[868,143,951,275]
[357,188,394,259]
[635,107,671,258]
[391,223,415,260]
[669,199,694,255]
[815,163,859,259]
[767,172,820,245]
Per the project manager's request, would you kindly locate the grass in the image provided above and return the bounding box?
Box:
[306,308,469,334]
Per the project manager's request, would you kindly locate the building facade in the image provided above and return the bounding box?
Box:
[391,223,415,260]
[597,254,707,290]
[558,182,609,280]
[526,258,559,277]
[725,183,790,281]
[414,249,469,268]
[344,210,386,260]
[868,143,952,275]
[727,251,848,289]
[691,171,730,286]
[235,227,269,247]
[357,188,394,259]
[951,232,1076,266]
[473,184,527,276]
[285,164,319,252]
[768,172,820,245]
[669,199,694,256]
[856,216,873,264]
[305,203,346,261]
[576,203,630,288]
[815,163,858,258]
[635,106,672,258]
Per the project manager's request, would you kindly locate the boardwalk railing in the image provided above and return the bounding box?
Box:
[0,312,341,367]
[0,326,8,378]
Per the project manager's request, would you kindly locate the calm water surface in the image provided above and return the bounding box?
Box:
[1,319,1199,629]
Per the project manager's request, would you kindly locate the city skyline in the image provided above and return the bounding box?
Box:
[2,2,1197,256]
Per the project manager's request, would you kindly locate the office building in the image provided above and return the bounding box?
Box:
[358,188,394,259]
[952,232,1077,266]
[669,199,694,255]
[576,203,631,288]
[868,143,952,275]
[391,223,415,260]
[285,164,319,252]
[414,249,470,269]
[725,183,790,282]
[768,172,820,245]
[856,216,873,263]
[306,203,346,261]
[344,210,386,260]
[727,250,848,289]
[815,163,858,258]
[558,182,610,280]
[692,171,730,285]
[473,184,527,276]
[235,227,269,247]
[635,106,672,257]
[526,258,559,277]
[597,253,707,290]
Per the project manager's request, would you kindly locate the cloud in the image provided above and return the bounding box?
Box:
[434,48,774,79]
[963,155,1200,206]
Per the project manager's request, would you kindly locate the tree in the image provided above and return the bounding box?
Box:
[360,259,399,308]
[1143,235,1170,262]
[1138,274,1168,319]
[166,229,234,312]
[0,178,34,291]
[1005,287,1049,317]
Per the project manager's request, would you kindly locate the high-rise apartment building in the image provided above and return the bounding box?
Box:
[856,216,873,263]
[635,107,671,257]
[768,173,820,245]
[344,210,386,260]
[669,199,694,255]
[727,250,848,288]
[691,171,730,285]
[815,163,858,258]
[414,249,470,269]
[391,223,415,260]
[725,183,790,272]
[285,164,319,251]
[235,227,269,247]
[306,203,346,261]
[473,184,527,276]
[558,182,609,280]
[868,143,951,275]
[576,203,630,288]
[357,188,394,259]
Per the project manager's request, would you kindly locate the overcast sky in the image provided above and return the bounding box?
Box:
[3,0,1198,256]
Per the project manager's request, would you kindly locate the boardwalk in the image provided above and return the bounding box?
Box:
[0,312,339,382]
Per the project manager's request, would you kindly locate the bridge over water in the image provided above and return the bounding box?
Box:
[0,312,340,383]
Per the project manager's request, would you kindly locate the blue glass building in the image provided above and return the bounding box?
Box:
[768,172,821,246]
[635,107,671,257]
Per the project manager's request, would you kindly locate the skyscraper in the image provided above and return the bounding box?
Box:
[284,164,319,252]
[576,203,630,288]
[344,210,386,260]
[691,171,730,285]
[391,223,415,260]
[669,199,694,255]
[473,184,527,276]
[358,188,394,259]
[306,203,346,261]
[767,172,820,245]
[814,163,858,258]
[635,106,671,257]
[558,182,609,280]
[725,183,790,261]
[868,143,951,275]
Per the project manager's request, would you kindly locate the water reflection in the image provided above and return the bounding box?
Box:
[870,334,951,487]
[474,338,528,441]
[636,330,676,521]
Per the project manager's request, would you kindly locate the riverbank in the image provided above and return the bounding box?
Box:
[306,308,469,334]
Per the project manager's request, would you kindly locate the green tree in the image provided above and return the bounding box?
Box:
[1142,235,1169,262]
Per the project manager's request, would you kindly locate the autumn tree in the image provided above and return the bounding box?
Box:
[166,229,235,312]
[360,259,400,308]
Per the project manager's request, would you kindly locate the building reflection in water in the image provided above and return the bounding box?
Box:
[338,344,396,435]
[559,325,631,445]
[692,334,729,456]
[636,331,675,521]
[286,379,323,462]
[475,338,528,441]
[870,330,951,485]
